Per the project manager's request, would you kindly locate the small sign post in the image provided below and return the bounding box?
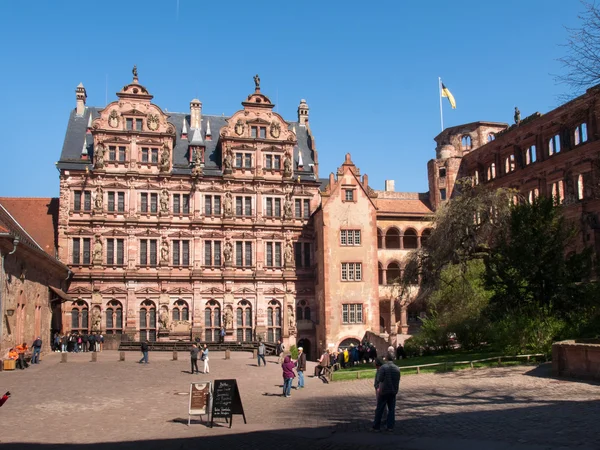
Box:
[210,379,246,428]
[188,382,211,426]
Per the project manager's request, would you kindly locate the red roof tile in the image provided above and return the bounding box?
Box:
[0,198,58,256]
[374,198,433,215]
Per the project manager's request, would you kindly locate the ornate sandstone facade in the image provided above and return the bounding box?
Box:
[55,70,433,359]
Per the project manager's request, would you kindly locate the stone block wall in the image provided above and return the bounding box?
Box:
[552,340,600,380]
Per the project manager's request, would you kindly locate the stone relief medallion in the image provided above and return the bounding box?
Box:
[147,114,159,131]
[108,110,119,128]
[234,119,245,136]
[270,121,281,138]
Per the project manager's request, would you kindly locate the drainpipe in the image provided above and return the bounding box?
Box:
[1,237,19,349]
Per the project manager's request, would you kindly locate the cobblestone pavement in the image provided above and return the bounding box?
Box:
[0,350,599,450]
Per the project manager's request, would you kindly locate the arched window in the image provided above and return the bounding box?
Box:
[236,300,252,342]
[204,300,221,342]
[487,163,496,180]
[505,154,515,173]
[304,305,311,321]
[172,299,189,322]
[386,262,401,284]
[525,146,536,165]
[297,300,311,322]
[549,135,561,155]
[487,133,495,142]
[578,174,584,200]
[71,300,89,333]
[377,228,383,249]
[385,228,401,249]
[421,229,432,246]
[267,300,282,343]
[461,135,472,150]
[378,262,384,285]
[296,305,303,320]
[574,123,588,145]
[403,228,418,249]
[473,170,480,185]
[139,300,156,342]
[105,300,123,334]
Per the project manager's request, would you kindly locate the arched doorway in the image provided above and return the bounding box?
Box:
[297,338,311,361]
[339,337,360,350]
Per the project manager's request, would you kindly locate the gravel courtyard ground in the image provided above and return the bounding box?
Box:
[0,350,599,450]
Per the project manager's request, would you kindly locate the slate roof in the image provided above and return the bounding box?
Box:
[57,108,318,182]
[0,198,59,257]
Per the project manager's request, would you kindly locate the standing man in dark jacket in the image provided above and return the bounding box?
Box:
[139,340,149,364]
[190,344,200,374]
[31,337,42,364]
[372,354,401,432]
[296,346,306,389]
[257,341,266,367]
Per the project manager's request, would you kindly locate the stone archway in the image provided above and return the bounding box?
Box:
[297,338,311,361]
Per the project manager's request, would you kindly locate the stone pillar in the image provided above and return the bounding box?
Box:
[119,351,125,361]
[400,305,408,334]
[61,353,67,363]
[91,352,97,362]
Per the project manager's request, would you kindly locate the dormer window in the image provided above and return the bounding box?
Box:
[487,133,495,142]
[344,189,355,202]
[250,126,267,139]
[136,119,143,131]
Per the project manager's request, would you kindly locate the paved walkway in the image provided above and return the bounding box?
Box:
[0,350,599,449]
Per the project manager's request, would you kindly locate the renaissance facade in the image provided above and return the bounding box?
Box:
[56,70,433,358]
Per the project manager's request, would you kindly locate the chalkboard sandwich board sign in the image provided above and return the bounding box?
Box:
[210,379,246,428]
[188,382,211,426]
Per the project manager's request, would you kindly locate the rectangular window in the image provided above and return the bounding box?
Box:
[440,189,447,201]
[72,238,81,264]
[235,241,243,267]
[205,196,212,215]
[172,240,190,266]
[303,242,310,268]
[265,242,282,268]
[244,153,252,168]
[150,193,158,213]
[259,127,266,139]
[74,191,82,211]
[235,153,242,168]
[83,191,91,211]
[274,198,280,217]
[274,155,281,169]
[107,239,114,265]
[245,241,252,266]
[439,167,446,178]
[135,119,143,131]
[204,241,212,266]
[118,146,126,162]
[303,199,310,218]
[140,240,147,265]
[214,241,221,266]
[82,238,91,264]
[213,196,221,215]
[106,239,124,265]
[341,263,362,281]
[182,194,190,214]
[295,199,302,218]
[117,192,125,212]
[295,242,302,268]
[173,195,181,214]
[140,239,158,266]
[109,146,116,161]
[151,149,158,163]
[341,230,361,246]
[251,126,257,138]
[342,304,363,324]
[245,196,252,216]
[141,193,148,213]
[265,155,272,169]
[204,240,222,266]
[574,123,588,145]
[344,189,354,202]
[266,198,273,217]
[108,192,115,212]
[141,148,149,162]
[236,197,243,216]
[126,118,133,130]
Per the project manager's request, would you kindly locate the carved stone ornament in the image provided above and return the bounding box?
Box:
[270,121,281,138]
[235,119,245,136]
[94,144,105,169]
[283,153,292,177]
[147,114,159,131]
[284,242,294,268]
[108,110,119,128]
[159,145,170,172]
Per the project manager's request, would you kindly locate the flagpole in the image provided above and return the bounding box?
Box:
[439,77,444,131]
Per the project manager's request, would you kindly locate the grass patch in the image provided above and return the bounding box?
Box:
[330,352,547,382]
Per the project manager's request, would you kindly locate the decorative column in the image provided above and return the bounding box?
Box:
[400,305,408,334]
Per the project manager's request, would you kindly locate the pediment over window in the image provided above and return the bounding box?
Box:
[232,287,256,294]
[137,138,163,146]
[121,108,147,116]
[231,186,256,194]
[100,287,128,295]
[231,232,254,239]
[167,287,193,295]
[264,287,286,295]
[201,231,225,238]
[167,231,193,238]
[135,287,162,295]
[231,144,255,151]
[203,184,224,192]
[200,287,225,294]
[247,118,270,125]
[262,188,285,195]
[101,229,128,237]
[135,230,162,237]
[264,233,285,240]
[69,286,93,295]
[102,182,128,189]
[103,136,129,144]
[262,145,284,153]
[68,228,94,236]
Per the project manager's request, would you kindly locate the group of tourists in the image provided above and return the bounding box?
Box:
[52,332,104,353]
[6,337,42,370]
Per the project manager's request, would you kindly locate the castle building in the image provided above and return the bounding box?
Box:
[54,70,433,358]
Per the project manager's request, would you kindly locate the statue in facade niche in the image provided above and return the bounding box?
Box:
[283,153,292,176]
[159,310,169,329]
[223,241,233,263]
[283,193,293,220]
[223,192,233,217]
[160,189,169,213]
[223,148,233,173]
[514,107,521,125]
[91,309,102,332]
[284,242,294,268]
[94,187,103,210]
[159,146,170,172]
[93,237,103,264]
[224,308,233,329]
[288,306,295,329]
[160,241,169,264]
[94,144,105,169]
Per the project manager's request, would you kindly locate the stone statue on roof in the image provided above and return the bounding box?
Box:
[514,107,521,125]
[254,74,260,89]
[132,65,138,79]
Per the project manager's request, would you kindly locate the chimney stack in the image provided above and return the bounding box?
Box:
[206,120,212,141]
[190,99,202,129]
[298,99,309,126]
[76,83,87,116]
[385,180,395,192]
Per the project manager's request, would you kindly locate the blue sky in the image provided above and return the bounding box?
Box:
[0,1,584,197]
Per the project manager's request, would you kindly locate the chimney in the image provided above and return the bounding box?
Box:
[298,99,309,126]
[190,99,202,129]
[363,174,369,189]
[76,83,87,116]
[86,113,93,132]
[385,180,395,192]
[297,151,304,169]
[181,117,188,139]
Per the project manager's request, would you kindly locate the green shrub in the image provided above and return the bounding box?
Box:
[289,344,298,360]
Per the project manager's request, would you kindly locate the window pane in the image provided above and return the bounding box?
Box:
[182,241,189,266]
[116,309,123,328]
[275,307,281,326]
[83,238,90,264]
[214,308,220,327]
[237,329,243,342]
[245,308,251,326]
[245,329,252,342]
[106,309,114,329]
[149,309,156,328]
[214,196,221,215]
[173,240,180,265]
[267,329,274,343]
[245,197,252,216]
[237,308,243,326]
[173,195,180,214]
[303,200,310,218]
[267,308,273,326]
[73,238,80,264]
[173,309,180,321]
[244,154,252,168]
[118,192,125,212]
[304,243,310,267]
[245,242,252,266]
[295,199,301,218]
[274,198,281,217]
[304,307,311,321]
[182,308,189,321]
[275,242,281,267]
[205,241,212,266]
[205,196,212,215]
[183,195,190,214]
[205,329,212,342]
[236,197,242,216]
[150,240,157,265]
[140,310,147,328]
[266,243,273,267]
[140,240,147,265]
[205,308,212,327]
[72,310,79,329]
[150,194,157,213]
[236,242,243,266]
[107,240,114,265]
[214,241,221,266]
[357,304,363,323]
[117,239,124,265]
[342,304,348,323]
[108,192,115,212]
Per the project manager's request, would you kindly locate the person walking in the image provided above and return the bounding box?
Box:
[219,326,225,343]
[257,341,266,367]
[31,337,42,364]
[372,354,401,432]
[201,344,209,374]
[276,340,285,364]
[296,346,306,389]
[314,349,330,382]
[281,355,295,398]
[16,343,29,369]
[60,334,67,353]
[190,344,200,374]
[139,340,149,364]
